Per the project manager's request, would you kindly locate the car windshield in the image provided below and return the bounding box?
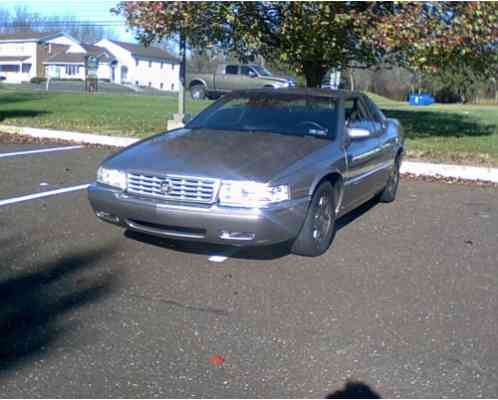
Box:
[187,93,338,139]
[251,65,273,77]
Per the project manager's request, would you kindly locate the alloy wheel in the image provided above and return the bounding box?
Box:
[312,194,332,242]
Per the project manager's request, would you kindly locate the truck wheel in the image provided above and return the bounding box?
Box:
[190,84,206,100]
[378,156,401,203]
[291,181,336,257]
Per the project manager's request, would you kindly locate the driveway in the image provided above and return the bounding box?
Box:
[0,141,497,397]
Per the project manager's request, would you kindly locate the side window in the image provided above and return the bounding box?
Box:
[363,96,385,122]
[225,65,238,75]
[344,97,374,132]
[363,96,386,135]
[240,66,256,77]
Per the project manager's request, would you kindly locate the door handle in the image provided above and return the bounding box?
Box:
[351,148,380,162]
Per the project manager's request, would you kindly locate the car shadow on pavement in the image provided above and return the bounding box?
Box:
[124,229,293,260]
[326,381,381,398]
[336,196,379,232]
[0,244,118,374]
[123,197,380,260]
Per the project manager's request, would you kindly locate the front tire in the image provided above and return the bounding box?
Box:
[378,157,401,203]
[291,181,336,257]
[190,84,206,100]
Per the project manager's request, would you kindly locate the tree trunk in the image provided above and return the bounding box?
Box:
[303,62,328,88]
[349,68,355,91]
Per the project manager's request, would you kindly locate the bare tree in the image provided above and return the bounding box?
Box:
[0,5,115,43]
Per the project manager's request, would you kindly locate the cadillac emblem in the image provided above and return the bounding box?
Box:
[160,179,171,194]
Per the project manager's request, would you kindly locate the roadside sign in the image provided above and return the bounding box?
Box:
[86,55,98,78]
[85,55,98,93]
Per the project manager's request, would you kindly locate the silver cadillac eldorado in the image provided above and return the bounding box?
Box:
[88,89,404,257]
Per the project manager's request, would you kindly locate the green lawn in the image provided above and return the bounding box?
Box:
[1,86,497,165]
[369,93,498,166]
[0,86,211,138]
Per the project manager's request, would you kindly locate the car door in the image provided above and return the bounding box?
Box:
[342,96,384,208]
[363,94,398,183]
[215,65,239,92]
[240,66,262,89]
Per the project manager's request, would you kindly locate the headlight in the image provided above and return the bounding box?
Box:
[219,181,289,208]
[97,167,127,190]
[275,81,289,88]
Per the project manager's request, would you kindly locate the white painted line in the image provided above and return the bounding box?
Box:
[0,145,83,158]
[0,184,89,207]
[208,255,228,263]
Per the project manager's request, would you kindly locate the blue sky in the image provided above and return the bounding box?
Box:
[0,0,136,41]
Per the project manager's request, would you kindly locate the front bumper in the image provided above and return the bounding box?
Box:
[87,183,309,246]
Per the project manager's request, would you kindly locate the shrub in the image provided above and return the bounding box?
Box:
[30,77,47,84]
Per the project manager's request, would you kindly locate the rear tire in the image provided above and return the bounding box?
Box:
[291,181,336,257]
[190,84,206,100]
[378,157,401,203]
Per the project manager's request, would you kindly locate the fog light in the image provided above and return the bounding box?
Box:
[96,211,120,224]
[219,231,256,241]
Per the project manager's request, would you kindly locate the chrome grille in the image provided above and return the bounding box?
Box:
[127,173,219,204]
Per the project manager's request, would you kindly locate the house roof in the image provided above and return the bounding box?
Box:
[44,53,86,64]
[0,31,63,42]
[108,39,180,63]
[80,44,114,61]
[0,56,31,63]
[44,47,114,64]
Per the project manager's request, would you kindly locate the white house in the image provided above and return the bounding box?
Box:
[0,31,79,83]
[0,32,180,91]
[44,43,116,81]
[95,39,180,91]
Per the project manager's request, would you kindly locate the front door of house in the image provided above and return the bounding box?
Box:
[121,66,128,83]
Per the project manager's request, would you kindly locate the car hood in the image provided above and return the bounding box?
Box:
[105,128,330,182]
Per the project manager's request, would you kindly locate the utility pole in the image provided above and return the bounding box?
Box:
[167,31,190,130]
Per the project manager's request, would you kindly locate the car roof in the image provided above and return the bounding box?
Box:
[229,87,363,99]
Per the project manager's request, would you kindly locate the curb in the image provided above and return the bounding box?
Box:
[2,124,498,184]
[400,161,498,184]
[0,124,139,147]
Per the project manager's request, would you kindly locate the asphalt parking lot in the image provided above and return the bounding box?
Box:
[1,140,497,398]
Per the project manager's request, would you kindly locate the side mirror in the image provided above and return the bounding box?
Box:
[348,127,371,139]
[248,70,257,78]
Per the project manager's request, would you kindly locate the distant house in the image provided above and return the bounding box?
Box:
[0,31,180,91]
[95,39,180,91]
[0,31,78,83]
[44,43,116,81]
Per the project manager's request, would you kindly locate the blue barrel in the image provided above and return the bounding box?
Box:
[409,93,435,106]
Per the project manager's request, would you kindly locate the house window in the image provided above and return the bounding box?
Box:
[135,80,139,86]
[148,82,151,87]
[171,64,175,71]
[0,65,19,72]
[135,58,139,66]
[160,83,164,89]
[65,65,79,76]
[171,83,174,91]
[21,64,31,73]
[160,62,164,69]
[148,61,152,68]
